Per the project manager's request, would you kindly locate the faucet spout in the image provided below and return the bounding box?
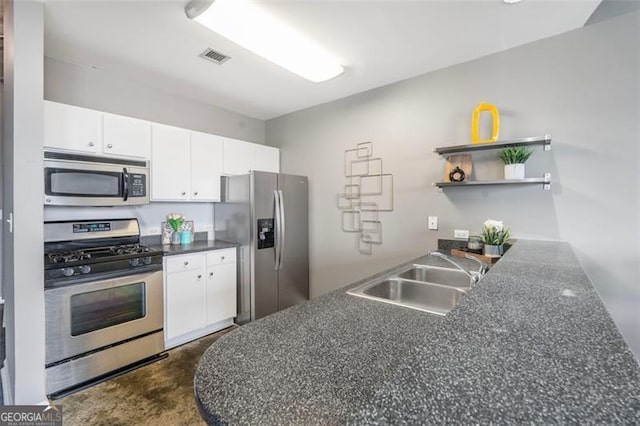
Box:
[428,251,478,283]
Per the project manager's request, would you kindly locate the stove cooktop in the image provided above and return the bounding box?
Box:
[44,243,163,287]
[45,244,159,267]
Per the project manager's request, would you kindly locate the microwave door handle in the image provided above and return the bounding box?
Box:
[122,167,129,201]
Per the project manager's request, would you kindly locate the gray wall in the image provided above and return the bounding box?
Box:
[3,0,46,404]
[266,11,640,359]
[44,56,266,144]
[586,0,640,25]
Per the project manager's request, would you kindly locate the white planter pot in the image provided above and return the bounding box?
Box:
[504,163,525,180]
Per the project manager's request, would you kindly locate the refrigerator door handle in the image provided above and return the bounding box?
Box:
[278,189,285,270]
[274,190,281,270]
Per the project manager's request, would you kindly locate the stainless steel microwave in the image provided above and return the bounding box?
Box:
[44,152,149,206]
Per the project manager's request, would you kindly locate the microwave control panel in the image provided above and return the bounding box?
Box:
[129,174,147,197]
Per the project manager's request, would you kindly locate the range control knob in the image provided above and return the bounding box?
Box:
[61,268,75,277]
[142,257,152,265]
[79,265,91,274]
[129,258,140,267]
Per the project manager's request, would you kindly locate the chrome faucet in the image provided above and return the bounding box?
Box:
[428,251,485,283]
[463,253,489,276]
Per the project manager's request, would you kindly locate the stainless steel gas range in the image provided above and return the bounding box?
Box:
[44,218,165,397]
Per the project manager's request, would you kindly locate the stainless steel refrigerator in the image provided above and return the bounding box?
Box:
[214,171,309,323]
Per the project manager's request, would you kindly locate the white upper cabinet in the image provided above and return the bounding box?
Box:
[151,124,190,201]
[152,127,223,202]
[190,132,223,202]
[252,144,280,173]
[102,113,151,159]
[44,100,101,154]
[44,101,151,159]
[223,138,254,175]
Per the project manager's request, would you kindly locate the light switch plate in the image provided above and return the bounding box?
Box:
[428,216,438,230]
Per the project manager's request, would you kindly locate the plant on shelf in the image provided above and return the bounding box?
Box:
[482,219,510,257]
[167,213,185,244]
[499,147,533,180]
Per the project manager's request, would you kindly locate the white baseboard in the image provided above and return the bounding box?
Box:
[1,364,13,405]
[164,318,234,350]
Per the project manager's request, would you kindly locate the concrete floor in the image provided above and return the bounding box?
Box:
[53,325,237,425]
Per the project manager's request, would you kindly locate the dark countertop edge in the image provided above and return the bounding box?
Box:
[150,240,239,256]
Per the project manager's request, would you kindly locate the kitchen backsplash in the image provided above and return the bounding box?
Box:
[44,202,215,238]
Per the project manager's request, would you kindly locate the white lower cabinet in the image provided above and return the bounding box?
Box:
[164,248,237,349]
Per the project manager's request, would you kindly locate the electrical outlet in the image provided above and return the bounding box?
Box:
[147,227,161,235]
[203,224,214,232]
[428,216,438,230]
[454,229,470,239]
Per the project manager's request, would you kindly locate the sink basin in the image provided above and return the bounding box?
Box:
[396,264,474,289]
[347,277,466,316]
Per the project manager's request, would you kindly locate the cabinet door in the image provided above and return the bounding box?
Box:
[103,113,151,159]
[43,100,101,154]
[190,132,223,201]
[165,268,207,341]
[223,138,253,175]
[205,262,237,325]
[252,144,280,173]
[151,124,190,201]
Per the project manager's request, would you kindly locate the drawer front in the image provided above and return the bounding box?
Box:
[206,248,236,266]
[166,253,204,273]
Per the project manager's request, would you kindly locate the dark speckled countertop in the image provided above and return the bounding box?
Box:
[194,240,640,424]
[148,240,238,256]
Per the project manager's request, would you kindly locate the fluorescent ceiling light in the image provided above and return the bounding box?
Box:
[186,0,344,83]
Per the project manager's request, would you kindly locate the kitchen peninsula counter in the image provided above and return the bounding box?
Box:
[194,240,640,424]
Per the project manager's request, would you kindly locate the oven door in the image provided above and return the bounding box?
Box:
[44,155,149,206]
[45,270,163,365]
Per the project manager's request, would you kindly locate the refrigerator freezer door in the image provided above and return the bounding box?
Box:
[277,174,310,310]
[252,172,280,320]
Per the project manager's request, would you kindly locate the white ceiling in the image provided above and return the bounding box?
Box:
[44,0,601,120]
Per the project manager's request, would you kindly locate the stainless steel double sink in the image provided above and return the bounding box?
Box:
[347,263,477,316]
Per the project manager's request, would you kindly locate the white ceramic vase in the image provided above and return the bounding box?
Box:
[504,163,525,180]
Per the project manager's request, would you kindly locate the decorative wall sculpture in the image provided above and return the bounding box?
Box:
[337,142,394,255]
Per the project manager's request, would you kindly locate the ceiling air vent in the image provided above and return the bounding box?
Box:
[199,48,231,65]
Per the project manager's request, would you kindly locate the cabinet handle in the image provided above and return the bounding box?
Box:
[184,261,189,266]
[181,191,187,196]
[88,141,95,147]
[197,274,202,279]
[221,256,225,260]
[209,272,214,277]
[193,191,198,196]
[106,143,113,149]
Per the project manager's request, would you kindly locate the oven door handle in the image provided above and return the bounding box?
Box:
[122,167,129,202]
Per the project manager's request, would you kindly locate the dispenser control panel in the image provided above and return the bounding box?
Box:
[257,218,275,249]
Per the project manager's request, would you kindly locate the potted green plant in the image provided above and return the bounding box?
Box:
[167,213,185,245]
[482,219,510,257]
[499,147,533,180]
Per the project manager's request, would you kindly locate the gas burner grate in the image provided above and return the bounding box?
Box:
[110,244,152,255]
[48,251,92,264]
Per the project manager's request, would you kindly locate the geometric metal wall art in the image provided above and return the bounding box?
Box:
[337,141,394,255]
